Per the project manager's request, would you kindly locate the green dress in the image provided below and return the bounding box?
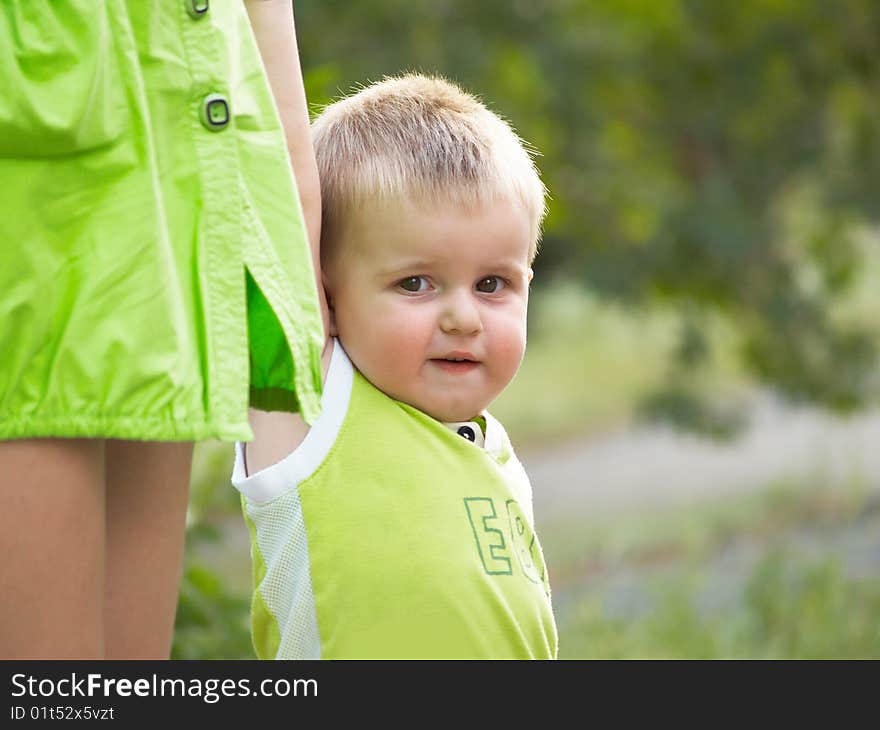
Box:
[0,1,324,442]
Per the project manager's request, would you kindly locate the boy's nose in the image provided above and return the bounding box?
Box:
[439,290,482,335]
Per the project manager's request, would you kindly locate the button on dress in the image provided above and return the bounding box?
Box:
[0,1,324,442]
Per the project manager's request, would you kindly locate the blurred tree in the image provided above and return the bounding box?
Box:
[295,0,880,417]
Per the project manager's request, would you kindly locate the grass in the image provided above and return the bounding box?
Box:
[547,480,880,659]
[560,556,880,658]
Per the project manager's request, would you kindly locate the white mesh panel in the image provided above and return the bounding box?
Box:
[245,489,321,659]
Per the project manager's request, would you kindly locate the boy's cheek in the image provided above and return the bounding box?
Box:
[492,305,529,342]
[499,338,527,375]
[348,305,430,363]
[491,319,528,379]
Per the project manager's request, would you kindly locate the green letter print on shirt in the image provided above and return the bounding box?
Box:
[505,499,546,588]
[464,497,513,575]
[464,497,549,591]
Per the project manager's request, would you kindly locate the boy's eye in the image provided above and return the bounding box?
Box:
[397,276,430,293]
[475,276,505,294]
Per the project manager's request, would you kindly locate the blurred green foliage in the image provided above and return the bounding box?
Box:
[173,443,253,659]
[561,553,880,658]
[297,0,880,417]
[550,481,880,658]
[172,560,252,660]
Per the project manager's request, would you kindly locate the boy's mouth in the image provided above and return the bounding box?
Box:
[430,352,480,374]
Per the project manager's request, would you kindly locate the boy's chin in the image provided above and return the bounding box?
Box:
[419,402,485,424]
[393,389,490,423]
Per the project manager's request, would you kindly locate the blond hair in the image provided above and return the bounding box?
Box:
[311,74,546,262]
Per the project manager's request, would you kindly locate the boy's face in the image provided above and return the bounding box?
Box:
[324,196,532,422]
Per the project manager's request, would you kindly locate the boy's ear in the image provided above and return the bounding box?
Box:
[527,267,534,283]
[322,270,339,337]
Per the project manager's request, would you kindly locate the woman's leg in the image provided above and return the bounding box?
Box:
[0,438,106,659]
[104,440,193,659]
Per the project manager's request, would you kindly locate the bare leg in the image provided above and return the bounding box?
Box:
[104,440,193,659]
[0,438,105,659]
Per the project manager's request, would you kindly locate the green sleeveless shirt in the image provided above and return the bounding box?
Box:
[232,341,558,659]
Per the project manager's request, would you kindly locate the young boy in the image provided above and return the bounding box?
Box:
[232,74,557,659]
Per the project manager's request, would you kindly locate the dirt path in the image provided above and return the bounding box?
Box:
[522,395,880,521]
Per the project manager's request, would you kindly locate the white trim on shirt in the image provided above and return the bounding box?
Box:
[232,339,353,503]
